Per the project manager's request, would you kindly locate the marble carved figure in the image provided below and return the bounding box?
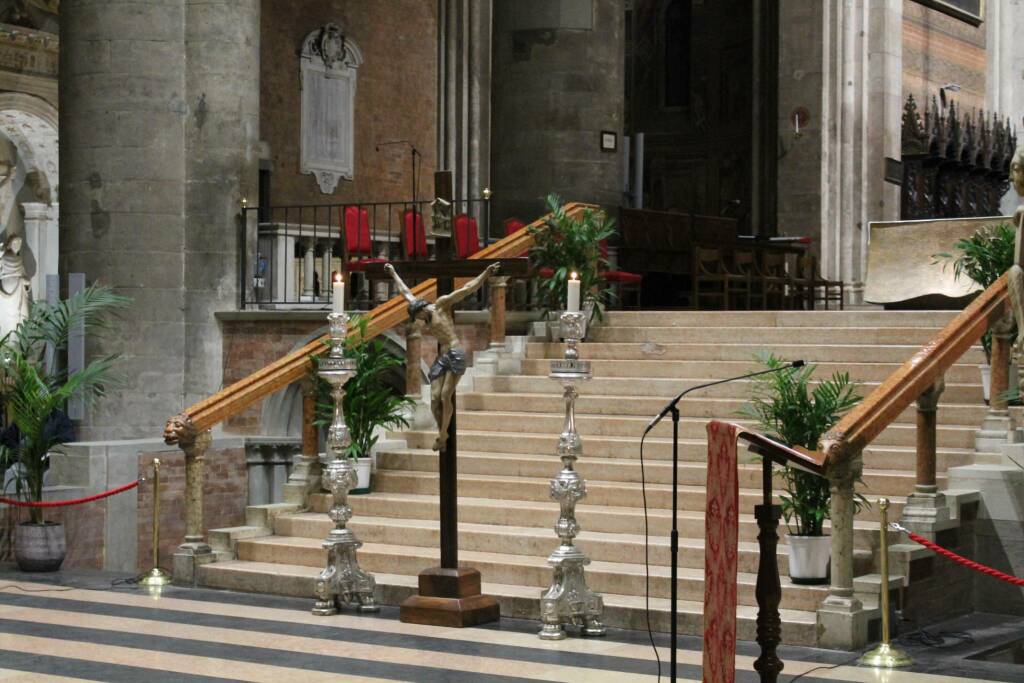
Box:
[0,234,31,339]
[385,261,501,451]
[1007,141,1024,384]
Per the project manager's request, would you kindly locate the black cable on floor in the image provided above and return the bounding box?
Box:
[786,651,863,683]
[639,429,662,683]
[0,583,74,592]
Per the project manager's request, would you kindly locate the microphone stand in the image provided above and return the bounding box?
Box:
[644,360,804,683]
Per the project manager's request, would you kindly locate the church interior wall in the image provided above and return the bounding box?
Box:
[902,0,987,111]
[260,0,439,207]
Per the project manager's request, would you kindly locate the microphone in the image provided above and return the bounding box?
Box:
[644,360,805,434]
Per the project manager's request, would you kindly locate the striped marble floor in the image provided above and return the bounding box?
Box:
[0,574,1012,682]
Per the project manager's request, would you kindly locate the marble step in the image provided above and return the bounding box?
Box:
[374,447,944,497]
[516,356,978,387]
[368,469,907,523]
[521,341,986,364]
[197,560,820,646]
[471,375,984,404]
[301,492,881,547]
[586,326,949,345]
[232,534,830,612]
[459,392,1003,426]
[453,411,979,449]
[599,310,956,328]
[394,430,967,479]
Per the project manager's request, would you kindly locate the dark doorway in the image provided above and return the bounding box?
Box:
[627,0,755,232]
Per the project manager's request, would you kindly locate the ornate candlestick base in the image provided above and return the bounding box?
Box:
[312,312,378,615]
[539,312,605,640]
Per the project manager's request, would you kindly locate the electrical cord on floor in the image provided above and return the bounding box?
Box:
[786,651,863,683]
[0,583,74,592]
[639,429,662,683]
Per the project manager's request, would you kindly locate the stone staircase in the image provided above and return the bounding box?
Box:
[200,310,991,646]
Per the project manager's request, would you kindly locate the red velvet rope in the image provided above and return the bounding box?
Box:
[904,528,1024,587]
[0,480,139,508]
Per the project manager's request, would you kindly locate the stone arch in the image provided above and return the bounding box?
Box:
[0,93,58,203]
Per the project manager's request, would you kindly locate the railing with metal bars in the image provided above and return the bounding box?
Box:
[240,196,494,308]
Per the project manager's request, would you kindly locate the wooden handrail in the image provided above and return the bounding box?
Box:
[172,202,596,435]
[820,272,1010,468]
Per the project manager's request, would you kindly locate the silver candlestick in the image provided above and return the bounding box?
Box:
[312,312,379,615]
[538,311,605,640]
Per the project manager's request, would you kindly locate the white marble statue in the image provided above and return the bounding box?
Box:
[0,234,31,339]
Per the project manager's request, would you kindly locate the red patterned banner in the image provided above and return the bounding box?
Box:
[703,420,739,683]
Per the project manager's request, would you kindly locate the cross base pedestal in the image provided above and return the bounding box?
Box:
[399,567,500,628]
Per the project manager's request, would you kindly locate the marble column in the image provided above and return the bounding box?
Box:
[20,201,57,301]
[321,241,333,298]
[303,240,316,300]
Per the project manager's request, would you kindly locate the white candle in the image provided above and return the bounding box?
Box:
[332,276,345,314]
[567,272,580,313]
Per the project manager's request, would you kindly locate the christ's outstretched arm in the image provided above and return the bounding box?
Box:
[384,263,417,304]
[436,262,501,309]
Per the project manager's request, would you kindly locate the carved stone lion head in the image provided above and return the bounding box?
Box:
[163,413,197,447]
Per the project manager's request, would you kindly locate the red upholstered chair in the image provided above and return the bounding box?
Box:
[454,213,481,258]
[338,205,386,305]
[403,209,428,259]
[504,218,526,237]
[599,240,642,309]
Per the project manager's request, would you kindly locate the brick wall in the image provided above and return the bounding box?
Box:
[903,0,987,111]
[219,313,494,434]
[136,447,248,570]
[260,0,438,206]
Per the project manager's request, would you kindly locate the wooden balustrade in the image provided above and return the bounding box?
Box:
[818,271,1013,623]
[163,203,594,570]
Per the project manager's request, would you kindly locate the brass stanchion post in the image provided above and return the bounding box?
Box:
[138,458,172,587]
[859,498,912,668]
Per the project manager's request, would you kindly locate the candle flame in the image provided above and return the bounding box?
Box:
[570,271,579,281]
[334,273,343,284]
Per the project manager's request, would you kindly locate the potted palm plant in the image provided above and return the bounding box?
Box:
[935,222,1017,401]
[0,284,129,571]
[312,316,414,493]
[741,352,865,584]
[528,193,616,338]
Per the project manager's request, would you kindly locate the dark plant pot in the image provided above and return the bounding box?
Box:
[786,533,830,585]
[15,521,67,572]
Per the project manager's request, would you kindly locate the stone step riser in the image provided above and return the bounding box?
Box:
[396,431,965,478]
[459,392,998,425]
[585,328,949,345]
[453,413,978,449]
[518,356,980,384]
[370,471,905,522]
[377,449,944,497]
[523,342,984,365]
[196,564,818,646]
[294,500,880,547]
[234,539,824,611]
[471,376,984,403]
[599,311,957,328]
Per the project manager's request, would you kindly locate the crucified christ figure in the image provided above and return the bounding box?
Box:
[385,261,501,451]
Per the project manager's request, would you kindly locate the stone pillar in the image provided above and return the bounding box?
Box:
[183,0,261,407]
[904,377,951,526]
[438,0,493,210]
[817,453,869,650]
[171,425,216,585]
[977,318,1019,452]
[818,0,902,303]
[321,241,333,297]
[21,202,58,302]
[60,1,260,439]
[405,323,422,397]
[302,240,316,300]
[491,0,624,221]
[488,276,508,348]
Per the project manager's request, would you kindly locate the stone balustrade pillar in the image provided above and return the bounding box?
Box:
[406,323,422,396]
[976,317,1019,452]
[167,416,216,585]
[817,453,869,649]
[489,276,509,349]
[303,240,317,299]
[904,377,950,527]
[321,242,334,297]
